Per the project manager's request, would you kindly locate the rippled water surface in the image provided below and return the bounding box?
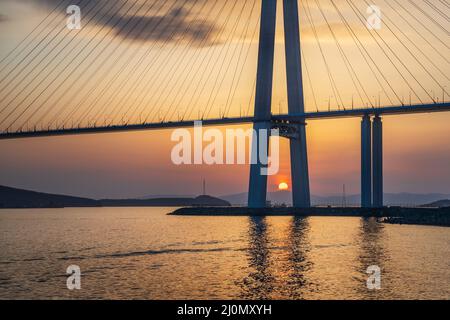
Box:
[0,208,449,300]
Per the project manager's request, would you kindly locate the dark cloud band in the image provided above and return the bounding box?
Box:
[13,0,218,46]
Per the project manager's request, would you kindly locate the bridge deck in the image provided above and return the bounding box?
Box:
[1,102,449,140]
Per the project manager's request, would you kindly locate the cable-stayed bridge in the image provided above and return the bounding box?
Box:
[0,0,449,209]
[1,102,449,139]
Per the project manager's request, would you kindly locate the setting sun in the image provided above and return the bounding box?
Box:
[278,182,289,191]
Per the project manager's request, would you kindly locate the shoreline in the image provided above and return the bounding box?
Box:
[1,206,449,227]
[170,206,450,227]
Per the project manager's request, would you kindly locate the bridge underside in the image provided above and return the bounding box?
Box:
[1,102,449,140]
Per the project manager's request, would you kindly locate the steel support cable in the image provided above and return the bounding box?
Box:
[132,0,238,123]
[423,0,450,21]
[314,0,370,108]
[181,0,249,121]
[146,0,223,122]
[180,0,244,122]
[149,0,242,122]
[438,0,449,9]
[392,0,449,49]
[218,0,258,118]
[302,0,345,109]
[384,0,449,64]
[180,8,244,119]
[0,0,114,117]
[202,12,256,119]
[62,0,193,127]
[0,0,91,97]
[0,0,68,73]
[202,0,257,119]
[223,14,260,118]
[301,46,319,112]
[3,0,144,131]
[304,0,346,109]
[246,77,257,117]
[105,0,223,125]
[89,0,206,126]
[121,0,232,125]
[361,0,448,97]
[2,0,134,130]
[30,0,157,130]
[46,0,170,129]
[0,0,80,87]
[50,0,169,129]
[0,0,113,117]
[346,0,427,103]
[408,0,449,35]
[330,0,398,105]
[350,0,440,102]
[224,20,260,118]
[103,0,211,125]
[157,0,233,122]
[0,0,125,125]
[68,0,190,128]
[178,3,243,119]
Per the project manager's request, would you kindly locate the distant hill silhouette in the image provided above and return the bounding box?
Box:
[99,195,230,207]
[421,199,450,208]
[0,185,230,208]
[0,185,98,208]
[3,184,448,209]
[138,194,196,200]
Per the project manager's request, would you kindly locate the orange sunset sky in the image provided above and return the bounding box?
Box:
[0,0,449,199]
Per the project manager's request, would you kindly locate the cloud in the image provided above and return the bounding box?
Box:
[17,0,218,46]
[103,6,217,46]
